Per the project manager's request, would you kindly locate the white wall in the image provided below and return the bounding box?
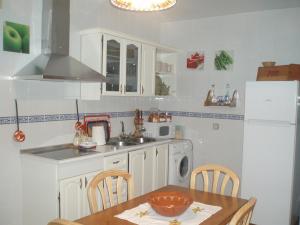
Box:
[0,0,42,77]
[69,0,162,60]
[159,7,300,180]
[0,1,160,224]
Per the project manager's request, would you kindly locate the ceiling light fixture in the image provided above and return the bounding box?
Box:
[110,0,176,12]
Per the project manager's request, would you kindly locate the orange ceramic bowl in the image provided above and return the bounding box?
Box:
[148,191,193,217]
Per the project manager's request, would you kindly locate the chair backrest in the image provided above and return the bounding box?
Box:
[190,164,240,197]
[229,197,257,225]
[48,219,82,225]
[87,169,134,213]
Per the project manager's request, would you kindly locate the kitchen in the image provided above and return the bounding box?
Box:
[0,1,300,225]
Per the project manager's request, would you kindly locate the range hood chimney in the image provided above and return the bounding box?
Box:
[13,0,106,82]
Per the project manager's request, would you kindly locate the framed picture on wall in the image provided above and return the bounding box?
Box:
[3,21,30,54]
[214,50,234,71]
[186,51,205,70]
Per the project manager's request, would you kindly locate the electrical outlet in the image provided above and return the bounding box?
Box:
[212,123,220,130]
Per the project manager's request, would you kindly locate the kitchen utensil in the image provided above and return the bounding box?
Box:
[78,141,97,151]
[13,99,25,142]
[75,99,83,130]
[84,115,111,141]
[86,120,110,142]
[92,126,106,145]
[148,191,193,217]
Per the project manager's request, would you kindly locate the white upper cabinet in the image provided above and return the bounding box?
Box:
[141,44,156,96]
[79,28,178,98]
[102,34,123,95]
[102,34,141,96]
[124,40,141,96]
[80,33,102,100]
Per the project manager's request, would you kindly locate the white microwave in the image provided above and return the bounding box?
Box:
[143,122,175,139]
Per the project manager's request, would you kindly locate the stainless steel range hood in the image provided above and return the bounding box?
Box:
[13,0,106,82]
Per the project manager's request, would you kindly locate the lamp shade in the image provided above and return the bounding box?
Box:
[110,0,176,11]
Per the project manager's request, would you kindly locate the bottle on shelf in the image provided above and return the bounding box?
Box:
[224,83,230,104]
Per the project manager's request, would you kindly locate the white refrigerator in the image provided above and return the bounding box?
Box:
[242,81,300,225]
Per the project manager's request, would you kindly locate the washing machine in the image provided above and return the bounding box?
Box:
[168,139,193,187]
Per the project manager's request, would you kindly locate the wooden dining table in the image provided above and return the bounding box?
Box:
[76,185,247,225]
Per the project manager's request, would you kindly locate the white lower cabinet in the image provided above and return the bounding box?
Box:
[129,147,156,197]
[129,144,169,197]
[59,170,102,220]
[155,144,169,189]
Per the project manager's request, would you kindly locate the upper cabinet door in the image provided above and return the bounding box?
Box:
[103,34,123,95]
[141,44,156,96]
[80,33,102,100]
[124,40,141,95]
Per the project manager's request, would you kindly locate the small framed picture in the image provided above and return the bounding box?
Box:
[3,21,30,54]
[214,50,234,71]
[186,51,205,70]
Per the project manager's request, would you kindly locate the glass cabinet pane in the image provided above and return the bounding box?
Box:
[106,40,120,92]
[126,44,139,93]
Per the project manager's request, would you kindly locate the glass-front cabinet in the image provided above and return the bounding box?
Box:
[103,34,141,95]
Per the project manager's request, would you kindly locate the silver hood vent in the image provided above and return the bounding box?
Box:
[13,0,106,82]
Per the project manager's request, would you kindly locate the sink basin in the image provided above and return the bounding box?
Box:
[107,137,156,147]
[134,137,156,144]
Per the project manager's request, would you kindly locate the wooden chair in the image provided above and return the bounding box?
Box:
[190,164,240,197]
[48,219,82,225]
[229,197,257,225]
[87,169,134,213]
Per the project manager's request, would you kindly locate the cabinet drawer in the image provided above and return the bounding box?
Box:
[104,153,128,170]
[58,156,104,180]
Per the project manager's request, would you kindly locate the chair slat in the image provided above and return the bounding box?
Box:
[105,177,114,207]
[202,171,209,192]
[212,170,220,194]
[220,174,230,195]
[116,176,123,203]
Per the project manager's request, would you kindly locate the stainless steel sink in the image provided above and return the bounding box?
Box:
[107,137,156,147]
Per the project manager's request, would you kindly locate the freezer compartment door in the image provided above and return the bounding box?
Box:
[245,81,298,123]
[242,121,296,225]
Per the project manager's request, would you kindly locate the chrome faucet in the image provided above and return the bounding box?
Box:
[120,121,126,139]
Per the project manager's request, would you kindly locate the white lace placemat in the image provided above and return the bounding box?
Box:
[115,201,222,225]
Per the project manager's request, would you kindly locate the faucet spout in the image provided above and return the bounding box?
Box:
[120,121,126,139]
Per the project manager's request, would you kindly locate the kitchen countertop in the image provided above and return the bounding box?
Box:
[20,138,178,164]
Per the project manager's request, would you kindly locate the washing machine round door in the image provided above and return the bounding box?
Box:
[177,155,190,180]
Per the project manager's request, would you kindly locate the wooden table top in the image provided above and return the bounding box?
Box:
[76,185,247,225]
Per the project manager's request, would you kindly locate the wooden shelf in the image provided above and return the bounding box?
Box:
[204,100,236,107]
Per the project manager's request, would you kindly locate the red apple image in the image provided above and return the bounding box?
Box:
[3,25,22,52]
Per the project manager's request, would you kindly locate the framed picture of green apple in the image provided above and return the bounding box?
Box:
[214,50,234,71]
[3,21,30,54]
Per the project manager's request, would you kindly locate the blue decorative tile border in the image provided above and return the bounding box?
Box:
[168,111,244,120]
[0,111,244,125]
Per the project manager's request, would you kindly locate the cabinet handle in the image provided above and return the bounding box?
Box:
[140,83,142,94]
[144,152,146,160]
[85,177,88,188]
[113,160,120,164]
[58,192,61,218]
[142,85,144,95]
[80,178,83,189]
[156,148,158,156]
